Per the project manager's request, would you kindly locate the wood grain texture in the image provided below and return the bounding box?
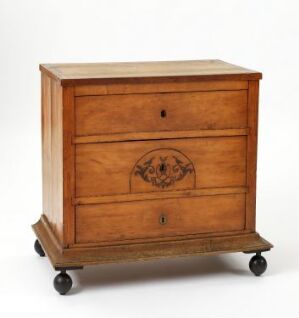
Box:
[73,128,249,144]
[75,90,248,136]
[41,73,64,244]
[74,80,248,96]
[245,81,259,230]
[75,136,247,197]
[40,60,262,86]
[41,73,51,237]
[34,61,272,272]
[51,79,64,244]
[62,86,75,246]
[74,186,248,205]
[32,216,273,268]
[75,194,246,244]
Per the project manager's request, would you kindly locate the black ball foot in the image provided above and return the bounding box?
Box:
[34,239,45,257]
[249,253,267,276]
[54,272,73,295]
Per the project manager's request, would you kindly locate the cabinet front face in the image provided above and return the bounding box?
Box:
[69,82,255,247]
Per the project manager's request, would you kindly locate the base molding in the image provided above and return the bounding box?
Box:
[32,215,273,269]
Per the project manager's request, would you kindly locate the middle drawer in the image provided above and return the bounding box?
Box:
[75,136,246,197]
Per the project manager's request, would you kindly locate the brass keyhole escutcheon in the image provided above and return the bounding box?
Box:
[159,214,167,225]
[160,109,166,118]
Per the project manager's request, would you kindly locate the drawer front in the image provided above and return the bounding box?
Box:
[75,90,247,136]
[76,194,246,244]
[75,136,246,197]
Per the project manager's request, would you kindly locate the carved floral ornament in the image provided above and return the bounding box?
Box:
[131,148,195,190]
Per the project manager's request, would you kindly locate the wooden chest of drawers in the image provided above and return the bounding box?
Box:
[32,60,273,294]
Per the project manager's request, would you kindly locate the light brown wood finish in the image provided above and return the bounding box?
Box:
[73,128,249,144]
[41,73,51,237]
[74,80,248,96]
[75,90,247,136]
[34,60,272,274]
[41,73,64,244]
[73,128,248,144]
[62,87,76,247]
[74,186,247,205]
[76,194,246,244]
[245,81,259,230]
[40,60,262,86]
[75,136,246,197]
[33,216,273,268]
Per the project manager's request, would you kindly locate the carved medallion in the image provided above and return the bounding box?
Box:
[130,148,196,192]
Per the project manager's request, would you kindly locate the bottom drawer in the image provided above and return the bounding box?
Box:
[75,194,245,244]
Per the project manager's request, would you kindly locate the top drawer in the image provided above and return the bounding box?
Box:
[75,90,248,136]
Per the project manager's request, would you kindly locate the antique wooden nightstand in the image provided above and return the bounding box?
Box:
[32,60,273,294]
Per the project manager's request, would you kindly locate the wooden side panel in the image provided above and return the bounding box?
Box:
[75,90,248,136]
[75,194,246,244]
[41,73,52,235]
[51,79,64,244]
[41,73,64,243]
[63,87,76,246]
[245,81,259,230]
[75,136,247,197]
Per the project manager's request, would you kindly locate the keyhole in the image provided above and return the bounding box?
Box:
[159,214,167,225]
[160,109,166,118]
[160,163,166,172]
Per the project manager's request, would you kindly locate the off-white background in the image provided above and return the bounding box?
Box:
[0,0,298,317]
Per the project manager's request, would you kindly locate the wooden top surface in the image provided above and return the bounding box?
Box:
[40,60,262,86]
